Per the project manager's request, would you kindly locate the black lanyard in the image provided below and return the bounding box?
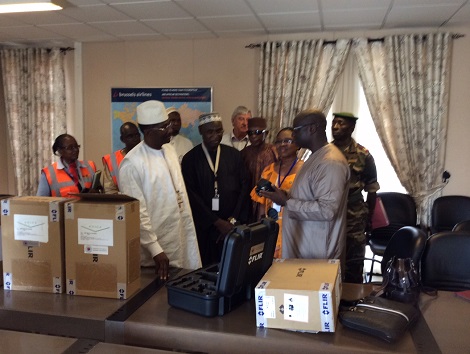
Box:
[277,158,297,188]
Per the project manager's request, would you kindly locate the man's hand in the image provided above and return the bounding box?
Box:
[214,218,234,243]
[259,185,289,206]
[153,252,169,280]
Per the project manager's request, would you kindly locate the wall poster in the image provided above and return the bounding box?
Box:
[111,87,212,151]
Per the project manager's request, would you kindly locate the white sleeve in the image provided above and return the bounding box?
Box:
[119,160,164,258]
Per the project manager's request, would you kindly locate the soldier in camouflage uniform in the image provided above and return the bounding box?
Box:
[332,112,380,283]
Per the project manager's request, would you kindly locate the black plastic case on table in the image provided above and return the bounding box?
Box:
[166,218,279,317]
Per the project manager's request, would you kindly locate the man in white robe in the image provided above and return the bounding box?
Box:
[166,107,193,163]
[259,109,349,263]
[119,100,201,280]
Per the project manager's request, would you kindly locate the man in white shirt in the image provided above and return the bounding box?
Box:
[220,105,252,151]
[166,107,193,163]
[119,100,201,280]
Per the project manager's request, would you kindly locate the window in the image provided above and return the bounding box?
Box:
[327,57,406,194]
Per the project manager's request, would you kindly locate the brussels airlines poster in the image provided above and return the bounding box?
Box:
[111,87,212,151]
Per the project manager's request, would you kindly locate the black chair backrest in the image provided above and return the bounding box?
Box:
[381,226,427,275]
[421,231,470,291]
[368,193,417,256]
[452,220,470,232]
[380,192,417,226]
[431,195,470,234]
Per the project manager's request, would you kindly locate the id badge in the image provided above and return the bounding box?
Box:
[273,203,281,212]
[176,192,184,212]
[212,196,219,211]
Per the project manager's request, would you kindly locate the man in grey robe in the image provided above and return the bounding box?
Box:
[259,109,349,262]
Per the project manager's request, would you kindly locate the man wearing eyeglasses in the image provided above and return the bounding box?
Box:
[241,117,277,222]
[332,112,380,283]
[102,122,141,194]
[119,100,201,281]
[221,105,252,151]
[258,109,350,265]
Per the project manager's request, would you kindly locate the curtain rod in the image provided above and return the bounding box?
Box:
[245,33,465,48]
[46,47,74,53]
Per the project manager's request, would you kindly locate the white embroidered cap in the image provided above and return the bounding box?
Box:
[199,112,222,126]
[166,106,178,115]
[137,100,168,125]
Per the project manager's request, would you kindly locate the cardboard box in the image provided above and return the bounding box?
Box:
[1,196,70,293]
[0,195,13,283]
[255,259,341,333]
[64,194,141,299]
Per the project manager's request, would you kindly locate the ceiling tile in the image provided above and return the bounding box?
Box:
[247,0,319,14]
[165,31,218,40]
[176,0,253,17]
[111,1,191,20]
[323,8,389,28]
[259,12,320,30]
[114,33,164,41]
[39,23,115,40]
[447,2,470,24]
[385,4,464,27]
[0,26,63,39]
[199,15,264,32]
[3,11,79,26]
[143,18,208,33]
[321,0,392,11]
[0,0,469,47]
[0,15,30,26]
[61,4,133,22]
[91,21,157,36]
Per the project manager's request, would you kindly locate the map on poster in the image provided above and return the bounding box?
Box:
[111,87,212,151]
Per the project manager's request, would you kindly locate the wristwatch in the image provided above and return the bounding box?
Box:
[228,217,237,225]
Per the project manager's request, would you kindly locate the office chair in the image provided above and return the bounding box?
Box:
[380,226,427,276]
[452,220,470,232]
[431,195,470,234]
[366,192,417,279]
[421,231,470,291]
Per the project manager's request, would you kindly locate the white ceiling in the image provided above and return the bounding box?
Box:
[0,0,469,47]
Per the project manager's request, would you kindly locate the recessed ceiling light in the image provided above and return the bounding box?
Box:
[0,0,69,13]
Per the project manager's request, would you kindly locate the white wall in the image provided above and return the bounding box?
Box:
[79,26,470,198]
[1,26,469,199]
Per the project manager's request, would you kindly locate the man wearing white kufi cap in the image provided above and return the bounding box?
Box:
[119,100,201,280]
[181,112,250,266]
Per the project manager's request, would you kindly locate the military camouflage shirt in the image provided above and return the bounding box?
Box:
[333,138,380,240]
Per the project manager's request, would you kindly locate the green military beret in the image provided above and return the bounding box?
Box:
[333,112,358,121]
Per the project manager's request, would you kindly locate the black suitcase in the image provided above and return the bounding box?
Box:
[166,218,279,316]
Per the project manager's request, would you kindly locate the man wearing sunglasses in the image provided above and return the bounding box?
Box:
[119,100,201,281]
[241,117,278,222]
[259,109,349,266]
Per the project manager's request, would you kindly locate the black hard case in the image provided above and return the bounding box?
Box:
[166,218,278,317]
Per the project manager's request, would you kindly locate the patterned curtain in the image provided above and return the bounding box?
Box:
[258,39,351,135]
[0,48,67,196]
[352,33,453,226]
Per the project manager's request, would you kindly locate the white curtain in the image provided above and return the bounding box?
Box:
[353,33,453,226]
[258,39,351,134]
[0,48,67,196]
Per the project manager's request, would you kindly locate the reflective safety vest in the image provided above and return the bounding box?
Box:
[102,150,125,187]
[43,160,97,197]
